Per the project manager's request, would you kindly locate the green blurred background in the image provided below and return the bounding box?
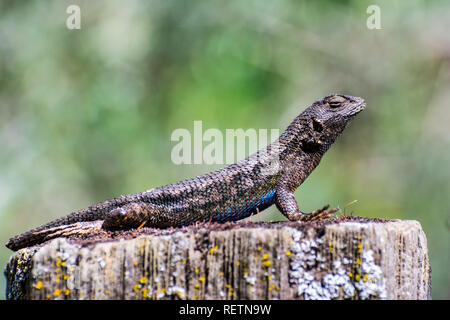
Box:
[0,0,449,299]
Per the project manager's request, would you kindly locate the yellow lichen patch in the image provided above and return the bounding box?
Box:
[64,289,70,296]
[262,260,271,267]
[133,261,139,267]
[139,277,147,284]
[269,284,275,291]
[257,246,262,251]
[356,258,361,265]
[198,277,205,283]
[61,261,66,267]
[63,275,68,280]
[133,284,140,293]
[194,283,200,289]
[267,276,272,281]
[285,251,291,256]
[355,274,361,281]
[209,245,219,255]
[261,254,272,266]
[46,294,51,299]
[53,289,61,297]
[348,272,353,278]
[236,261,240,267]
[357,243,362,254]
[105,290,110,294]
[35,281,43,290]
[219,272,224,276]
[142,288,150,298]
[182,260,187,265]
[195,268,199,274]
[56,258,62,267]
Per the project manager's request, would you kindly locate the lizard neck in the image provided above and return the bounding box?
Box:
[273,118,328,192]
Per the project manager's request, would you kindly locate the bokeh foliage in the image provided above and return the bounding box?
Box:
[0,0,449,299]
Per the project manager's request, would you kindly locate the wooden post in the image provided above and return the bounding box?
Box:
[4,218,431,300]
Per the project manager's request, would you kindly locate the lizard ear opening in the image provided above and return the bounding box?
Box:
[311,119,323,132]
[300,136,322,153]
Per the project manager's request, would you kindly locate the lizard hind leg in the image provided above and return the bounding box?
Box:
[102,201,158,230]
[275,187,337,222]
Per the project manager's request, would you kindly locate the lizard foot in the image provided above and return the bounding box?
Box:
[102,207,130,230]
[102,202,150,230]
[298,205,339,222]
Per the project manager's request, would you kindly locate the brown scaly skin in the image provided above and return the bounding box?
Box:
[6,94,366,251]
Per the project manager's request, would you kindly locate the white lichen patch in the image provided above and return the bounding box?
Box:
[244,274,257,286]
[97,257,106,269]
[354,250,386,299]
[157,290,166,299]
[144,285,154,298]
[288,229,386,300]
[166,285,186,298]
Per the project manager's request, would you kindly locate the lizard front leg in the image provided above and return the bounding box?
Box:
[275,186,337,221]
[102,201,173,230]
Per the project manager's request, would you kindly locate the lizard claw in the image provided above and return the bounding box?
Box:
[298,205,338,222]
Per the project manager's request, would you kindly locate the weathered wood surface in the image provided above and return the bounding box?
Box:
[4,218,431,300]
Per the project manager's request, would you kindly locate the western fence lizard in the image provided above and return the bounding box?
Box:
[6,94,366,251]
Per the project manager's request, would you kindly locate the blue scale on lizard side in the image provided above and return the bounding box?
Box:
[214,189,277,222]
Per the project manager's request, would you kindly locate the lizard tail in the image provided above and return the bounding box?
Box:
[6,193,146,251]
[5,207,109,251]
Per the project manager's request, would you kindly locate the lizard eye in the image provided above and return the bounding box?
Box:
[328,96,346,108]
[329,101,341,108]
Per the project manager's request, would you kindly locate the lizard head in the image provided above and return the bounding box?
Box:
[299,94,366,153]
